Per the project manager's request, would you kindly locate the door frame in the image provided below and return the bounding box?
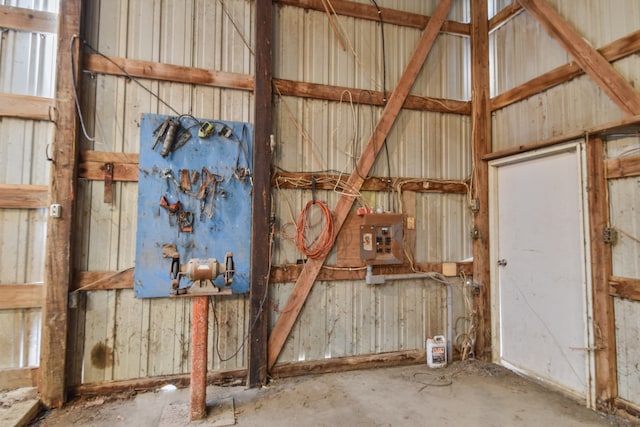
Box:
[488,141,595,408]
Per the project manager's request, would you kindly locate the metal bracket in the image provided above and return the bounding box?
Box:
[103,162,114,204]
[603,227,618,245]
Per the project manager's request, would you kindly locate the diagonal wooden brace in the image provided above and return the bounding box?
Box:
[267,0,454,370]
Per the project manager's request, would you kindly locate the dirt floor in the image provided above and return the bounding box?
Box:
[27,361,638,427]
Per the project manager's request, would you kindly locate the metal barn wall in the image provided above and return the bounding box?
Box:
[0,0,58,371]
[491,1,640,150]
[69,0,255,385]
[490,1,640,407]
[69,0,474,384]
[270,1,472,365]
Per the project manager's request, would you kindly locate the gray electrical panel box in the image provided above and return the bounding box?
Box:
[359,214,404,265]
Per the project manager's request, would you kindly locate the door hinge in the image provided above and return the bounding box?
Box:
[603,227,618,245]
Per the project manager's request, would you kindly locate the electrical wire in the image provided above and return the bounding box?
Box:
[210,217,275,363]
[295,200,335,259]
[369,0,393,211]
[70,35,96,142]
[79,37,182,116]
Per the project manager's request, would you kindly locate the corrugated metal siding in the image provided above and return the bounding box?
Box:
[269,1,473,369]
[614,298,640,405]
[490,1,640,150]
[490,11,568,97]
[609,177,640,279]
[490,0,640,408]
[271,279,454,364]
[71,0,256,384]
[0,0,57,372]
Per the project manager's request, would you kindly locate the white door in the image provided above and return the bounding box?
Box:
[490,143,594,405]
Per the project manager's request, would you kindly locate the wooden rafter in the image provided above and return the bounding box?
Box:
[489,2,523,32]
[276,0,469,35]
[492,30,640,111]
[518,0,640,116]
[266,0,454,370]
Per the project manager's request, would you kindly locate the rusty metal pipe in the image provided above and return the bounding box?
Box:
[190,295,209,421]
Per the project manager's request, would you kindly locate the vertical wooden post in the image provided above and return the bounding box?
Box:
[586,136,617,410]
[470,0,492,358]
[190,295,209,421]
[248,0,273,387]
[40,0,82,408]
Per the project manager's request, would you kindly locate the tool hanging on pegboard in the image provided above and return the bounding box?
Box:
[152,116,192,157]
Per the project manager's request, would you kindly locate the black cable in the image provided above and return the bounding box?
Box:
[369,1,393,211]
[210,223,274,363]
[79,36,182,116]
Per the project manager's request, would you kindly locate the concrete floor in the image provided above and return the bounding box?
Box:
[29,361,636,427]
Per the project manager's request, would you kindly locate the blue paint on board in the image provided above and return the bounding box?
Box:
[134,114,253,298]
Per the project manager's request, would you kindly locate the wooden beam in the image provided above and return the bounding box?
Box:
[489,3,523,32]
[0,5,57,34]
[68,369,247,397]
[470,0,491,359]
[491,30,640,111]
[78,151,139,182]
[270,262,473,283]
[0,93,54,121]
[271,350,425,378]
[40,0,82,409]
[84,54,254,91]
[0,367,38,390]
[267,0,454,370]
[519,0,640,116]
[275,0,469,35]
[69,262,473,291]
[274,171,469,193]
[0,184,48,209]
[248,0,272,389]
[83,55,472,116]
[610,276,640,302]
[484,114,640,161]
[606,153,640,179]
[0,284,43,309]
[587,136,617,410]
[274,79,471,115]
[72,269,134,291]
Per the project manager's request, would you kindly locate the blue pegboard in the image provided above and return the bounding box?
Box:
[134,114,253,298]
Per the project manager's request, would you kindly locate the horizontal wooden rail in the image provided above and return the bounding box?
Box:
[78,151,140,182]
[73,262,472,291]
[484,114,640,161]
[0,5,57,34]
[274,79,471,115]
[69,349,427,397]
[0,184,48,209]
[0,284,43,309]
[276,0,469,35]
[610,276,640,302]
[85,55,470,116]
[0,93,54,121]
[274,171,469,193]
[0,367,39,390]
[69,369,247,397]
[84,54,254,91]
[606,153,640,179]
[491,30,640,111]
[271,350,425,378]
